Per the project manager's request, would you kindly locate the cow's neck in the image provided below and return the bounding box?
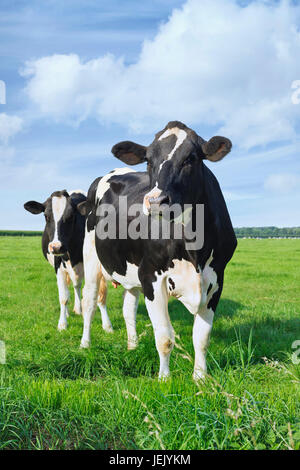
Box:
[183,185,216,271]
[66,214,84,263]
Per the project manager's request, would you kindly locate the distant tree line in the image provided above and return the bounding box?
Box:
[0,230,43,236]
[234,227,300,238]
[1,227,300,238]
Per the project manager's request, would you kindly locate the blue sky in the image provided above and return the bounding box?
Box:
[1,0,300,229]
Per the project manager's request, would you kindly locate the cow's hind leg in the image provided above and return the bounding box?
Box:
[57,266,70,331]
[73,282,82,315]
[97,274,113,333]
[193,308,214,381]
[193,271,223,381]
[145,279,174,379]
[123,288,140,350]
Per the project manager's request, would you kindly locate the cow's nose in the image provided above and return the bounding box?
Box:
[149,194,170,207]
[148,194,170,217]
[48,242,63,255]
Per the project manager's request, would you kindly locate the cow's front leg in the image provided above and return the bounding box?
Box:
[81,278,99,348]
[145,279,174,379]
[192,308,214,381]
[57,266,70,331]
[80,229,100,348]
[123,288,140,350]
[97,275,113,333]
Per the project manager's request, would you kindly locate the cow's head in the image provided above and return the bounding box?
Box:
[24,190,79,256]
[111,121,232,215]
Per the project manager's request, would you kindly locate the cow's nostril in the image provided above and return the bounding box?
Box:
[49,242,63,254]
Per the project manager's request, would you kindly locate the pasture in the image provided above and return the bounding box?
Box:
[0,236,299,450]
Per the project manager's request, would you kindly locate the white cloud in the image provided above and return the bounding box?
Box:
[21,0,300,148]
[264,173,300,193]
[223,190,259,202]
[0,113,23,144]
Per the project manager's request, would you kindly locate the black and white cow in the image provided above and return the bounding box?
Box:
[24,189,113,333]
[79,121,237,379]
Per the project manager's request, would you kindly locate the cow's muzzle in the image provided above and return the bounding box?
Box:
[147,194,170,217]
[148,194,169,206]
[48,242,67,256]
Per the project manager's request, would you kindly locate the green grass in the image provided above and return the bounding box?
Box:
[0,237,299,450]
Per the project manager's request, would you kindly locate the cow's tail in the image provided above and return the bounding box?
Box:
[98,275,107,305]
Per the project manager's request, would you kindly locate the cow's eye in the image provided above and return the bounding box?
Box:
[44,214,50,222]
[182,155,194,168]
[64,212,74,222]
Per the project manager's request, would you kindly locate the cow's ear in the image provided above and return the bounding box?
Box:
[201,136,232,162]
[24,201,45,214]
[76,201,90,217]
[111,141,147,165]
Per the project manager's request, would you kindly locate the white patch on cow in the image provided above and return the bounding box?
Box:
[110,261,141,290]
[80,226,114,348]
[144,272,175,379]
[97,303,113,333]
[198,251,219,313]
[142,182,162,215]
[165,252,218,315]
[69,189,87,196]
[192,252,218,381]
[46,253,55,267]
[64,260,84,315]
[123,288,140,350]
[96,167,135,203]
[51,196,67,244]
[166,259,202,314]
[56,265,70,331]
[193,308,214,381]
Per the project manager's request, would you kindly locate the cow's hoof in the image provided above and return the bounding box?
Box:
[103,324,114,333]
[158,373,170,382]
[193,370,206,383]
[127,340,138,350]
[80,339,90,349]
[58,323,67,331]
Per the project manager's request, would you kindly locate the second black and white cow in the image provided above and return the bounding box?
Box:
[79,121,237,379]
[24,189,113,332]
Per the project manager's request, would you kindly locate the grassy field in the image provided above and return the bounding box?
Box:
[0,237,299,450]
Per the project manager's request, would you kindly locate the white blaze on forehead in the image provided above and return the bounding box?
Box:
[158,127,187,171]
[144,127,187,214]
[51,196,67,243]
[69,189,87,196]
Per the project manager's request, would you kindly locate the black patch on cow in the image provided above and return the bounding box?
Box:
[110,181,125,195]
[207,283,213,296]
[85,177,102,232]
[168,278,175,290]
